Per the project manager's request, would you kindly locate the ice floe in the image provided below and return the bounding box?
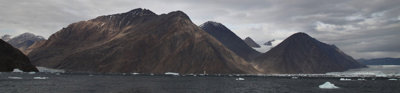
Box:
[33,77,49,80]
[340,78,351,81]
[8,77,23,79]
[13,68,23,72]
[388,78,398,81]
[236,77,245,81]
[37,67,65,73]
[165,72,179,76]
[28,72,36,74]
[319,81,339,89]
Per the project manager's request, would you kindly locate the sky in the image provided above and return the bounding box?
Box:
[0,0,399,59]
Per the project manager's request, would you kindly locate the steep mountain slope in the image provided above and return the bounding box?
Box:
[7,33,45,54]
[358,58,400,65]
[253,32,365,74]
[200,21,260,61]
[0,39,38,72]
[243,37,261,48]
[1,34,11,41]
[28,8,259,74]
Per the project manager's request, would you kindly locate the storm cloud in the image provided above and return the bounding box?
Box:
[0,0,399,59]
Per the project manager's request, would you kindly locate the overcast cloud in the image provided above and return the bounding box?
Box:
[0,0,399,59]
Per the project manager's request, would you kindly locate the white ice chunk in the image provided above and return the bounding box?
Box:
[37,67,65,73]
[319,82,339,89]
[236,77,245,81]
[357,78,366,81]
[13,68,23,72]
[131,73,139,75]
[340,78,351,81]
[33,77,48,80]
[165,72,179,76]
[28,72,36,74]
[388,78,398,81]
[8,76,23,79]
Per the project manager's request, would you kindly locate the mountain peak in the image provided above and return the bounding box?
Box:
[167,10,190,20]
[244,37,261,48]
[124,8,156,16]
[290,32,311,38]
[200,21,224,28]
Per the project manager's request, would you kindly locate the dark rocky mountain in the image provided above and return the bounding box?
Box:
[358,58,400,65]
[200,21,260,61]
[28,8,259,74]
[253,32,365,74]
[7,33,45,54]
[243,37,261,48]
[1,34,11,41]
[264,39,275,46]
[0,39,38,72]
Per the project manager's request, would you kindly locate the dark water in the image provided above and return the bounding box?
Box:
[0,72,399,93]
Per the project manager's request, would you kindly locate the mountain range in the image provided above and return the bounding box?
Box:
[4,8,366,74]
[2,33,45,54]
[28,8,259,74]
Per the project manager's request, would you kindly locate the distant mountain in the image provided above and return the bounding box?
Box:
[358,58,400,65]
[7,33,45,54]
[200,21,260,61]
[0,39,38,72]
[253,32,365,74]
[263,39,275,46]
[243,37,261,48]
[1,34,11,41]
[28,8,259,74]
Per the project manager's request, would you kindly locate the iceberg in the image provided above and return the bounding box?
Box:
[319,82,339,89]
[33,77,49,80]
[165,72,179,76]
[8,77,23,79]
[13,68,23,72]
[236,77,245,81]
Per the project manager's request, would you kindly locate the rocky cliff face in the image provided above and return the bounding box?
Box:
[0,39,38,72]
[28,8,259,74]
[243,37,261,48]
[200,21,260,61]
[6,33,45,54]
[253,32,365,74]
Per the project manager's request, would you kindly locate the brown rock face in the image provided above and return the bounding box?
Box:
[29,8,259,74]
[253,32,365,74]
[0,39,38,72]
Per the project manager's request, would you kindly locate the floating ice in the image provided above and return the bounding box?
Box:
[291,77,298,79]
[319,82,339,89]
[131,73,139,75]
[33,77,49,80]
[165,72,179,76]
[28,72,36,74]
[357,78,366,81]
[236,77,245,81]
[8,77,23,79]
[13,68,23,72]
[36,67,65,73]
[388,78,398,81]
[340,78,351,81]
